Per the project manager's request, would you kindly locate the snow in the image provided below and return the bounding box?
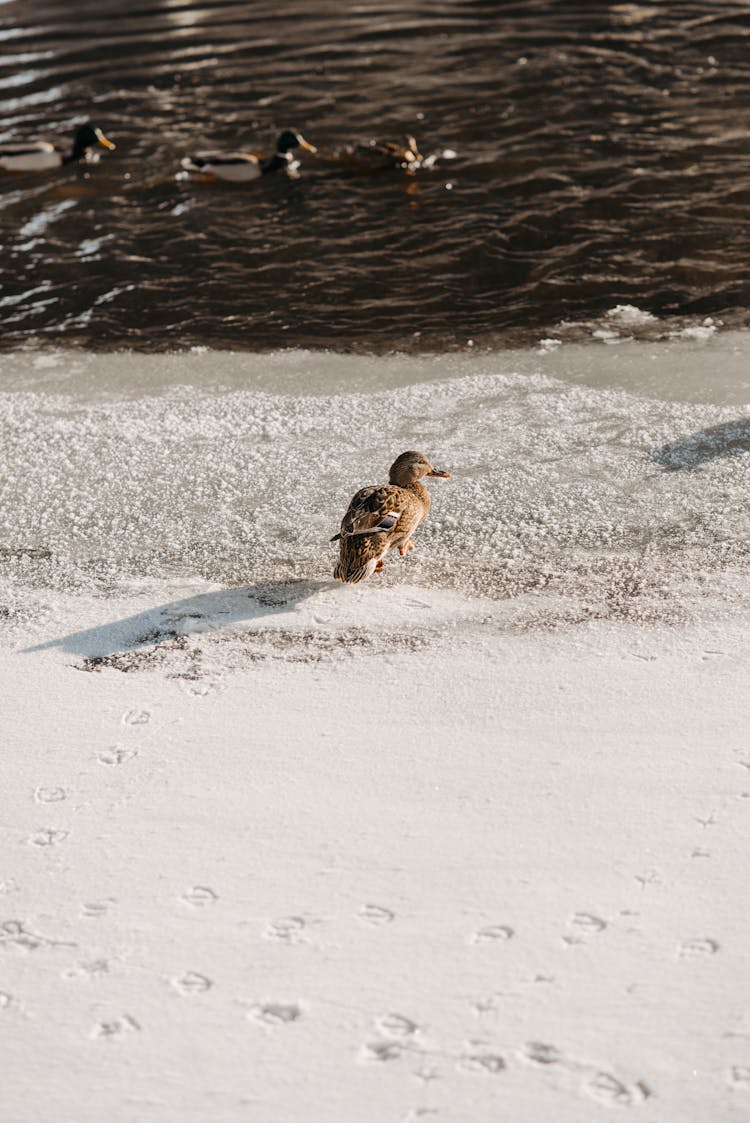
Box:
[2,335,750,1121]
[605,304,659,327]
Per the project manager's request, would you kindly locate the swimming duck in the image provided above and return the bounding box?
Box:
[181,128,316,183]
[332,451,451,584]
[314,134,424,174]
[353,135,423,170]
[0,123,115,172]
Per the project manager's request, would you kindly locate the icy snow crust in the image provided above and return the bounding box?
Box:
[1,336,750,661]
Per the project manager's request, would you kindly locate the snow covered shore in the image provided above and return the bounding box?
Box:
[2,335,750,1121]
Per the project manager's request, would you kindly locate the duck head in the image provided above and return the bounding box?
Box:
[389,451,451,486]
[276,129,317,155]
[71,124,115,160]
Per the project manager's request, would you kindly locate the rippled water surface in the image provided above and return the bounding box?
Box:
[2,0,750,351]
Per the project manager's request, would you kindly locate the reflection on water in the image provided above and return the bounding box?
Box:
[1,0,750,352]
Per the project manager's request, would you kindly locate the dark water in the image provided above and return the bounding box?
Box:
[1,0,750,352]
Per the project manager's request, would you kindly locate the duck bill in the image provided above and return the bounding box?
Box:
[297,137,317,153]
[95,129,116,150]
[427,469,451,478]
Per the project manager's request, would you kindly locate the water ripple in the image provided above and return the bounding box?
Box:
[0,0,749,350]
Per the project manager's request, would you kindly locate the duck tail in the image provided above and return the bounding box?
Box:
[181,155,204,171]
[333,558,376,584]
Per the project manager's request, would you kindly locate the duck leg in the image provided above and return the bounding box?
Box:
[374,559,385,572]
[398,540,415,556]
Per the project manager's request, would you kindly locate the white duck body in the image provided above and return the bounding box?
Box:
[180,151,268,182]
[0,142,60,172]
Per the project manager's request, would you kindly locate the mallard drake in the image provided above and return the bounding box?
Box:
[0,123,115,172]
[332,451,451,584]
[181,128,316,183]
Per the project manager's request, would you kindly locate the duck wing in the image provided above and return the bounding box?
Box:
[330,484,404,542]
[182,150,259,167]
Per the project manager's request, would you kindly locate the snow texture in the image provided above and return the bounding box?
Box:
[2,337,750,1122]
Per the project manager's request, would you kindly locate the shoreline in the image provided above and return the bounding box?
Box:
[1,305,748,365]
[0,323,748,404]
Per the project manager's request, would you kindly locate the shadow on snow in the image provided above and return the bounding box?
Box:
[24,579,331,658]
[652,417,750,471]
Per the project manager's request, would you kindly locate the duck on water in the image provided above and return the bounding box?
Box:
[313,134,426,173]
[0,124,115,172]
[181,128,317,183]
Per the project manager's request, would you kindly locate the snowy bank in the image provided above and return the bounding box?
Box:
[2,336,750,1121]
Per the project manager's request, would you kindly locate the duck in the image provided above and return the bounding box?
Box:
[332,450,451,584]
[353,134,423,170]
[0,123,115,172]
[181,128,316,183]
[314,134,424,174]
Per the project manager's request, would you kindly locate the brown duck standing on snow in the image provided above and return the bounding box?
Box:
[332,451,451,583]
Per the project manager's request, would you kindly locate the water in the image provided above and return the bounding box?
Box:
[2,0,750,351]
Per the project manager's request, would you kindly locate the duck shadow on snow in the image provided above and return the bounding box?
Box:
[652,417,750,471]
[25,579,331,659]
